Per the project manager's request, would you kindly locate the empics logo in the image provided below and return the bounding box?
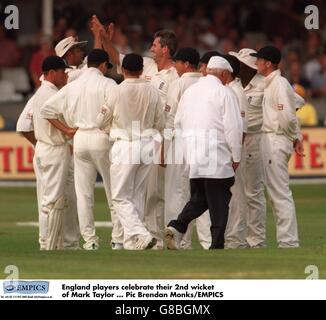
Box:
[3,281,49,294]
[3,265,49,295]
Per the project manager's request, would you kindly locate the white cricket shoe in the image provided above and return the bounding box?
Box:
[151,239,164,250]
[111,242,124,250]
[83,242,99,250]
[164,226,182,250]
[134,234,157,250]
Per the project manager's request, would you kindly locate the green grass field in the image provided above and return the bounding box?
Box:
[0,184,325,279]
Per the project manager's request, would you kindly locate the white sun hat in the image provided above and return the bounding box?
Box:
[228,48,258,70]
[55,36,88,57]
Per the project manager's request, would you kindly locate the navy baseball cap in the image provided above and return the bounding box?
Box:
[88,49,113,68]
[42,55,70,72]
[173,47,200,65]
[122,53,143,72]
[200,51,222,64]
[250,46,281,64]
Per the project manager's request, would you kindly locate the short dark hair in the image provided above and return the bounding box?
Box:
[123,69,143,77]
[224,55,240,78]
[200,51,222,64]
[173,47,200,68]
[87,61,103,68]
[87,49,113,68]
[154,30,178,57]
[122,53,143,72]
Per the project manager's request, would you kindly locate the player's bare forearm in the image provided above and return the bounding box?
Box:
[93,33,102,49]
[47,119,78,139]
[21,131,37,146]
[91,15,120,66]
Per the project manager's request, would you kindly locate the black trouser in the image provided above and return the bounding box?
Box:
[168,177,234,249]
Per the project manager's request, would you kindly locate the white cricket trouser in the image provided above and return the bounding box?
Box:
[144,165,165,246]
[244,133,267,247]
[62,158,80,249]
[110,140,153,250]
[33,156,47,250]
[165,163,211,249]
[35,141,71,250]
[73,129,119,249]
[261,133,299,248]
[225,147,248,248]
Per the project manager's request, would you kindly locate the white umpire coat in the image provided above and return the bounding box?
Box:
[174,74,243,179]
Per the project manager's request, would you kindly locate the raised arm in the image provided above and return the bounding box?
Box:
[91,15,120,66]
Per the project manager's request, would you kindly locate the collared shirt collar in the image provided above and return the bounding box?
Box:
[244,73,264,91]
[205,74,223,85]
[229,77,241,86]
[157,65,175,75]
[264,69,281,88]
[86,67,104,76]
[63,58,76,69]
[123,78,146,84]
[181,72,202,79]
[41,80,58,91]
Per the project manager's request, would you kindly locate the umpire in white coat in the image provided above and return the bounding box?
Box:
[164,56,243,249]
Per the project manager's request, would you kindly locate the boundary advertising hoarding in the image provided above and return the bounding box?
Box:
[0,129,326,180]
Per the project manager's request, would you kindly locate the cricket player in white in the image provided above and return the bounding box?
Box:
[17,87,81,250]
[38,36,88,248]
[100,53,164,250]
[54,36,88,82]
[164,47,211,250]
[251,46,302,248]
[227,48,267,248]
[224,54,249,249]
[91,16,179,248]
[54,37,88,249]
[225,49,305,248]
[32,56,74,250]
[42,49,118,250]
[16,96,47,249]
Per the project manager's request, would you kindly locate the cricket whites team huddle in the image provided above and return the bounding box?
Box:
[16,15,305,251]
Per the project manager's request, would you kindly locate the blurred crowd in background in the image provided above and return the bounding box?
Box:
[0,0,326,130]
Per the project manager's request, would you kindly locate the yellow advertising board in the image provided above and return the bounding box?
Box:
[0,132,35,180]
[0,129,326,180]
[288,128,326,177]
